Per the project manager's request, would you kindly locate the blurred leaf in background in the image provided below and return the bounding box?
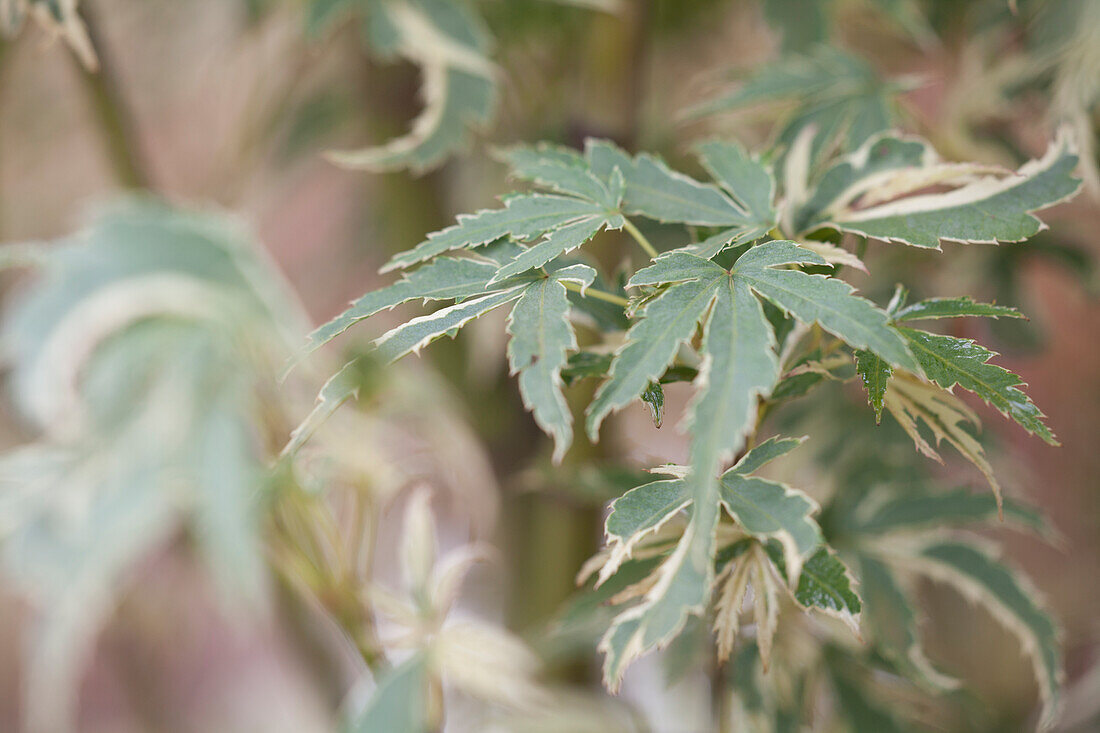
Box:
[0,198,308,733]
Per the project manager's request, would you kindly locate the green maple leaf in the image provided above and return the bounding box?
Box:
[585,138,777,257]
[587,241,915,440]
[898,327,1057,444]
[300,242,597,460]
[597,436,824,688]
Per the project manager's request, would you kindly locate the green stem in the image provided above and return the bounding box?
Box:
[78,0,150,189]
[562,280,630,307]
[622,218,659,259]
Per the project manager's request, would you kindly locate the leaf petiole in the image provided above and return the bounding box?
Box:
[562,279,630,307]
[622,218,660,259]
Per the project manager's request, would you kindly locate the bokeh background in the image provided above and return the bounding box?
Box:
[0,0,1098,731]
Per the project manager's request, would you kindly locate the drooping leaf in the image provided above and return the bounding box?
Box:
[859,555,957,691]
[808,131,1081,248]
[855,350,891,424]
[327,0,497,173]
[641,381,664,428]
[506,275,582,462]
[902,541,1062,729]
[882,373,1002,509]
[713,542,780,668]
[898,327,1057,444]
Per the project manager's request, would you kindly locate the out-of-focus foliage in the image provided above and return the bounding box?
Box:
[0,199,306,732]
[0,0,96,69]
[306,0,612,173]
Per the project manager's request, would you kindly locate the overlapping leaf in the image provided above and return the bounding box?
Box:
[766,544,862,631]
[301,250,595,462]
[882,373,1002,507]
[713,542,781,667]
[384,148,624,273]
[587,241,915,440]
[584,138,777,257]
[897,327,1057,444]
[597,436,823,688]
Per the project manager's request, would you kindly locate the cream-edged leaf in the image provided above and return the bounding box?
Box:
[506,276,581,462]
[304,256,499,354]
[383,195,607,272]
[373,286,526,362]
[859,555,958,691]
[854,489,1045,536]
[899,327,1057,444]
[899,541,1063,729]
[326,0,496,173]
[768,544,862,632]
[598,479,690,586]
[893,297,1024,322]
[815,131,1081,248]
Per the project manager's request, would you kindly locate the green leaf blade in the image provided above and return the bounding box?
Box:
[899,327,1057,444]
[373,286,524,362]
[305,257,498,354]
[855,349,891,423]
[910,541,1062,728]
[586,276,721,440]
[506,277,579,462]
[894,297,1025,322]
[383,195,605,272]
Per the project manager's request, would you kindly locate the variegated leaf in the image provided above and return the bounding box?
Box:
[808,131,1081,248]
[326,0,496,173]
[898,327,1057,444]
[900,540,1062,729]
